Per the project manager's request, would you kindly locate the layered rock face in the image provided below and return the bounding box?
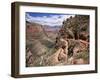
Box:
[26,21,56,67]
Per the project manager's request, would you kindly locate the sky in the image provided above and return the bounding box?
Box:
[26,12,75,27]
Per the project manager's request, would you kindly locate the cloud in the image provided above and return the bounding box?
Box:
[26,13,75,26]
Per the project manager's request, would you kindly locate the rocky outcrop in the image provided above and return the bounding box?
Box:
[59,15,89,40]
[55,15,89,64]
